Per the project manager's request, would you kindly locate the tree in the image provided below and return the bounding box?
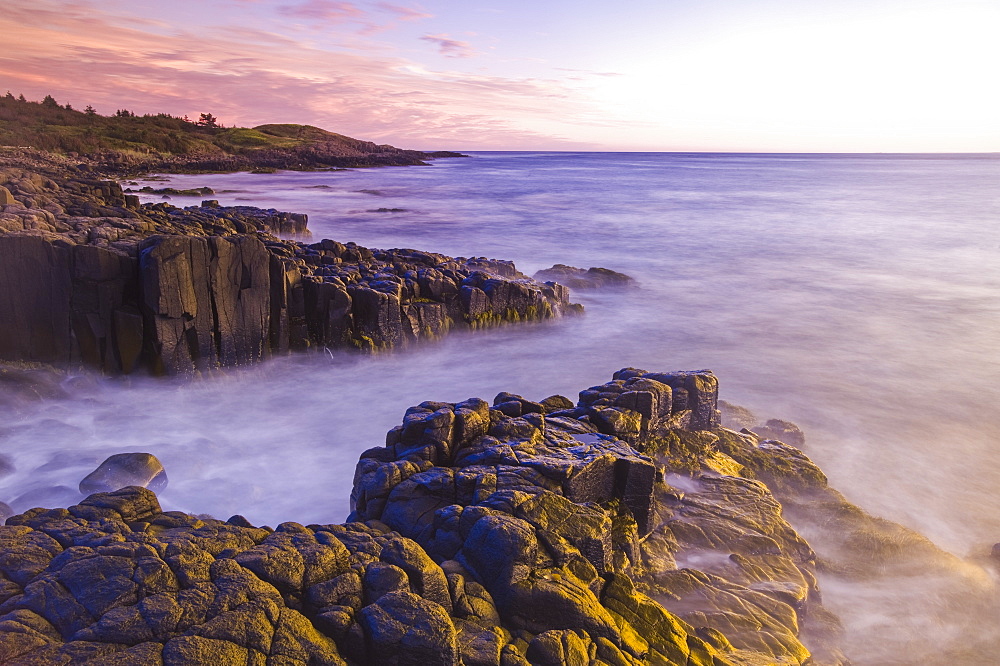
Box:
[4,91,13,100]
[42,95,59,108]
[17,94,26,102]
[115,109,134,118]
[64,103,74,111]
[197,112,219,128]
[84,105,97,116]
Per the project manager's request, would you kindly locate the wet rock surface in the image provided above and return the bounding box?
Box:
[79,453,168,495]
[0,166,576,375]
[4,368,964,664]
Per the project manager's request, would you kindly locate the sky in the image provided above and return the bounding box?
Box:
[1,0,998,152]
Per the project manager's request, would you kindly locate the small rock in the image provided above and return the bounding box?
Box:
[539,395,574,414]
[79,452,168,494]
[718,400,757,430]
[532,264,634,289]
[752,419,805,447]
[12,484,82,512]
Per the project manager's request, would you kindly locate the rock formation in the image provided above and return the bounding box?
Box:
[3,367,973,664]
[79,454,168,496]
[0,167,575,375]
[532,264,635,290]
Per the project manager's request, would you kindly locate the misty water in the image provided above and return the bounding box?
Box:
[3,152,1000,662]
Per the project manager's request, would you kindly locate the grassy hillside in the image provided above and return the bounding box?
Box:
[0,93,458,174]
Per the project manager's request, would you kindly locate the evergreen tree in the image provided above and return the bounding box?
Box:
[197,113,219,128]
[42,95,59,108]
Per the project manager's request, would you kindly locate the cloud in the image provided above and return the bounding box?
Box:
[0,0,600,149]
[277,0,365,22]
[555,68,623,78]
[375,2,431,22]
[420,34,477,58]
[275,0,430,34]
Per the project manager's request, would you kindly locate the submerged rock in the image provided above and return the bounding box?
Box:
[533,264,635,289]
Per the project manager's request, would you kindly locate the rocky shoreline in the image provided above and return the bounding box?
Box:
[0,160,576,375]
[0,368,978,664]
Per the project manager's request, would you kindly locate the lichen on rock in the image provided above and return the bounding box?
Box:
[0,368,914,664]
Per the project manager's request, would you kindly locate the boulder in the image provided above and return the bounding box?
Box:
[359,591,460,665]
[79,453,168,495]
[0,186,16,205]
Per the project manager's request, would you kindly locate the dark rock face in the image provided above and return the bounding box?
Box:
[0,167,575,374]
[9,370,941,664]
[533,264,635,289]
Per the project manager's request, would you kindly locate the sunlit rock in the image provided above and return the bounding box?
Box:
[8,369,989,664]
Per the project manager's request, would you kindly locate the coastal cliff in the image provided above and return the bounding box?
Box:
[0,368,975,665]
[0,165,574,375]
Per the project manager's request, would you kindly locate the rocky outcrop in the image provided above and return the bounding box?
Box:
[0,368,903,665]
[0,168,576,374]
[533,264,635,289]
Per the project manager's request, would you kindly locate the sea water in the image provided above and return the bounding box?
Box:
[2,152,999,662]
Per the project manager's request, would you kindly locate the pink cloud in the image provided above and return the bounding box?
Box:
[420,34,476,58]
[277,0,365,22]
[0,0,601,150]
[271,0,431,35]
[376,2,432,22]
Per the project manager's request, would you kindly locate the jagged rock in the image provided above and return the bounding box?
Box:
[0,165,576,374]
[79,452,168,495]
[0,370,890,665]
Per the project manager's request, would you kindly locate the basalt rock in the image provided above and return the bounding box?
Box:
[0,167,576,374]
[9,369,949,664]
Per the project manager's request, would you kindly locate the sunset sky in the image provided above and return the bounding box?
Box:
[2,0,997,152]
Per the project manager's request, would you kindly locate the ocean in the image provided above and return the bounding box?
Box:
[2,151,999,661]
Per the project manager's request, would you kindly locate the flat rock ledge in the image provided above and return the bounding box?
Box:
[0,167,575,375]
[3,367,973,664]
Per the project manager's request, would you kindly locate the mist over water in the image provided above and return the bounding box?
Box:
[3,152,1000,662]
